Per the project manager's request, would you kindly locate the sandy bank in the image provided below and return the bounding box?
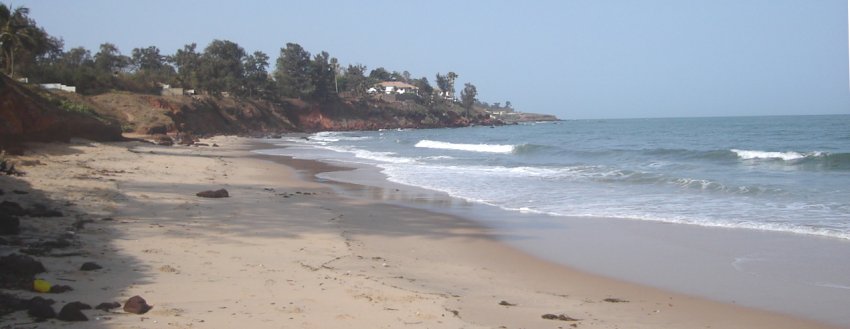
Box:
[0,137,839,328]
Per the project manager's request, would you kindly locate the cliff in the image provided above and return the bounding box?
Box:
[0,75,124,153]
[2,76,507,153]
[48,92,500,137]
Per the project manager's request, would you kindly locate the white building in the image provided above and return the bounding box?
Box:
[40,83,76,93]
[374,81,419,95]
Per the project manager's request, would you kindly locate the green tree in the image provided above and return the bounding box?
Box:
[368,67,390,82]
[129,45,175,93]
[53,47,100,93]
[198,39,246,95]
[91,43,129,91]
[18,33,63,82]
[274,42,313,98]
[341,64,368,96]
[171,43,201,89]
[310,51,336,101]
[94,43,129,74]
[435,73,453,100]
[243,50,271,98]
[411,77,433,100]
[0,3,43,77]
[460,82,477,118]
[131,45,166,72]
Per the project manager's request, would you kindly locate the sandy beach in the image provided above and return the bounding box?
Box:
[0,137,841,328]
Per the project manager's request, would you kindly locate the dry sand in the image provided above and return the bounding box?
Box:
[0,137,840,328]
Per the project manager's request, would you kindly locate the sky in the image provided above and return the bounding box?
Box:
[17,0,850,119]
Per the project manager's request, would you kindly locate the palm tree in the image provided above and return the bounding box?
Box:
[0,3,37,77]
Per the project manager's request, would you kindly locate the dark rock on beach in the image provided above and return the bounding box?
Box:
[26,296,56,320]
[0,253,47,277]
[0,201,62,218]
[0,201,26,216]
[80,262,103,271]
[0,253,46,289]
[0,212,20,235]
[0,293,28,317]
[27,203,63,217]
[95,301,122,311]
[57,301,90,321]
[49,284,73,293]
[123,295,152,314]
[196,189,229,198]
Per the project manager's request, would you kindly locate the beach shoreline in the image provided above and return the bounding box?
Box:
[0,136,841,328]
[286,146,850,327]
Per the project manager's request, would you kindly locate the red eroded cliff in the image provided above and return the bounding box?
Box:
[0,75,123,153]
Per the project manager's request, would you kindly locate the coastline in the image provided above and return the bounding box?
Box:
[0,137,840,328]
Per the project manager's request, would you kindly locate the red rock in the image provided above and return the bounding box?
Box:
[123,295,151,314]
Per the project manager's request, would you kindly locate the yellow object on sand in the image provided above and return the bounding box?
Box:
[33,279,51,293]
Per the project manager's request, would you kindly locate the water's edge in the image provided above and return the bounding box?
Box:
[253,137,850,328]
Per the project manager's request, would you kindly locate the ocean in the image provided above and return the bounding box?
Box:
[261,114,850,240]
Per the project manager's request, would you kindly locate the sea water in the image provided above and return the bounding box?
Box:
[262,115,850,240]
[257,114,850,325]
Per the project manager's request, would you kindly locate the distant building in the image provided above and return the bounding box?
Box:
[372,81,419,95]
[40,83,76,93]
[161,87,184,96]
[160,83,188,96]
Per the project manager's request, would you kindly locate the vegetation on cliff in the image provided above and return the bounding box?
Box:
[1,3,555,141]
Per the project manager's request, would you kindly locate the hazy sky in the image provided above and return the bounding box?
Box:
[19,0,850,119]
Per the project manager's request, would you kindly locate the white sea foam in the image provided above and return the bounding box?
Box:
[731,149,822,161]
[415,140,516,153]
[308,132,372,144]
[321,145,416,164]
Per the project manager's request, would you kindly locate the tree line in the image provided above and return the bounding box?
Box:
[1,3,482,112]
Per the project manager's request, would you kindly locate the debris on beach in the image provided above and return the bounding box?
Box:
[123,295,152,314]
[153,134,174,146]
[1,161,23,176]
[33,278,51,293]
[498,300,517,306]
[176,132,196,146]
[196,189,229,198]
[159,264,179,273]
[603,298,629,303]
[21,237,73,256]
[542,313,580,321]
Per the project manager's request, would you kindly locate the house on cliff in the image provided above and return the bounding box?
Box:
[369,81,419,96]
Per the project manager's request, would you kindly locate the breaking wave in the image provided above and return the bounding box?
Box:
[415,140,517,154]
